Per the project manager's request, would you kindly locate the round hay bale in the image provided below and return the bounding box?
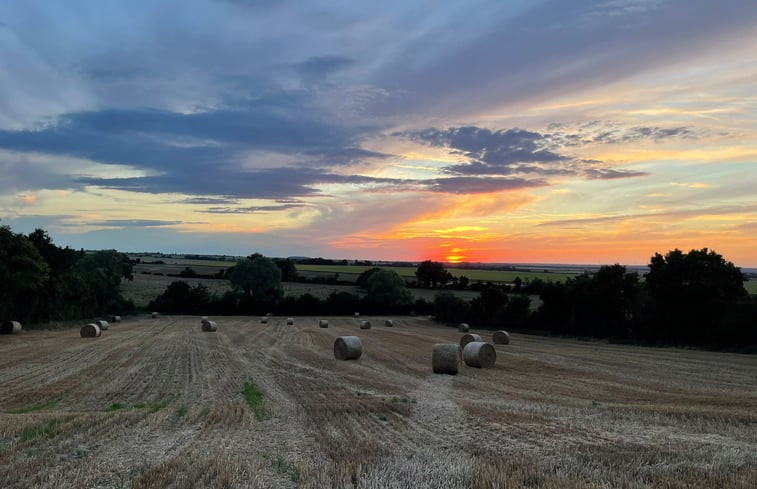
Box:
[202,320,217,332]
[334,336,363,360]
[266,312,273,317]
[286,317,294,325]
[384,319,393,327]
[80,323,101,338]
[260,317,268,324]
[458,323,470,332]
[463,341,497,368]
[432,343,460,375]
[493,330,511,345]
[151,312,159,319]
[1,320,22,334]
[110,315,121,323]
[96,320,109,331]
[460,333,482,349]
[410,310,417,316]
[354,312,360,318]
[319,319,329,328]
[359,320,371,329]
[201,316,209,321]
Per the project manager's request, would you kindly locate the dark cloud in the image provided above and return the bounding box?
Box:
[401,125,647,182]
[404,127,565,168]
[182,197,240,205]
[295,55,355,78]
[201,203,306,214]
[426,176,548,194]
[583,168,649,180]
[85,219,182,228]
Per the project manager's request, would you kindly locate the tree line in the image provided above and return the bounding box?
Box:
[0,225,134,324]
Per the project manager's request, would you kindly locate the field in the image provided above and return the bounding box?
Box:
[121,274,484,309]
[294,264,572,284]
[1,317,755,488]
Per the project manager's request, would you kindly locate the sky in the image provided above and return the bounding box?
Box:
[1,0,756,266]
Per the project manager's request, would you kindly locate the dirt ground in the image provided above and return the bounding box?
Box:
[1,316,755,488]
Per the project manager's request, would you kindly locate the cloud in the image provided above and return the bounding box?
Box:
[201,203,307,214]
[84,219,183,228]
[426,177,548,194]
[400,125,647,181]
[295,55,355,78]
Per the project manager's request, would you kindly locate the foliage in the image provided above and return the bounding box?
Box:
[272,258,298,281]
[641,248,749,344]
[230,255,283,301]
[366,269,412,306]
[149,281,212,315]
[0,225,133,323]
[415,260,450,288]
[356,267,382,289]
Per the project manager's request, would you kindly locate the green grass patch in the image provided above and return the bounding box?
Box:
[107,402,127,411]
[7,398,60,414]
[19,420,60,443]
[132,402,147,409]
[175,404,187,419]
[149,398,172,413]
[242,380,269,421]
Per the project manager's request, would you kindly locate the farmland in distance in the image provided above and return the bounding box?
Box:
[1,316,755,488]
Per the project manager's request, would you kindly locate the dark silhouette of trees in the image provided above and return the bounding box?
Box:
[416,260,449,288]
[356,267,382,289]
[272,258,298,281]
[642,248,748,344]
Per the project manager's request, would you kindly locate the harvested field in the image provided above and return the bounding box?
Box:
[1,316,756,488]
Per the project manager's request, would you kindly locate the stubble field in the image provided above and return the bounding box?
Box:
[1,316,756,488]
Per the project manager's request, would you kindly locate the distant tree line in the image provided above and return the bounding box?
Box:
[433,249,756,349]
[0,225,134,324]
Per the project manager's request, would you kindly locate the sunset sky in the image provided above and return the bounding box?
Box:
[1,1,756,266]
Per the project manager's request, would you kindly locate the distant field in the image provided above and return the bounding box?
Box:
[1,316,755,487]
[120,273,486,308]
[295,264,573,283]
[746,279,757,294]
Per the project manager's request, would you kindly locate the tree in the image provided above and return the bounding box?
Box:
[356,267,382,289]
[272,258,298,281]
[415,260,449,288]
[643,248,747,344]
[0,225,50,321]
[70,250,134,316]
[230,255,283,301]
[366,269,412,306]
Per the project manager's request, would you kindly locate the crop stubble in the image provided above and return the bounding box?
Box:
[0,316,756,488]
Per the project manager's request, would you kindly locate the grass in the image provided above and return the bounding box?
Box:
[18,420,60,443]
[241,380,269,421]
[6,399,60,414]
[107,402,127,411]
[264,452,301,482]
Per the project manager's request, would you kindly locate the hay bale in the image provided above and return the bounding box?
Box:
[354,312,360,318]
[460,333,482,349]
[110,315,121,323]
[359,320,371,329]
[493,330,510,345]
[384,319,394,327]
[202,320,217,332]
[286,317,294,325]
[151,312,159,319]
[260,317,268,324]
[266,312,273,317]
[96,320,109,331]
[319,319,329,328]
[458,323,470,332]
[463,341,497,368]
[432,343,460,375]
[80,323,101,338]
[201,316,209,321]
[334,336,363,360]
[1,320,22,334]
